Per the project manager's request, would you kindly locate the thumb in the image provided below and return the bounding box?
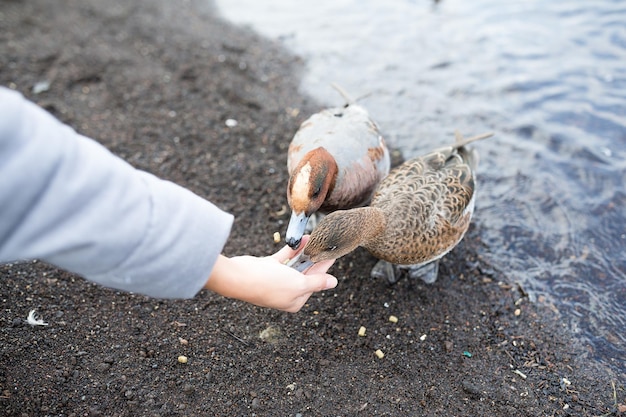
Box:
[272,234,311,262]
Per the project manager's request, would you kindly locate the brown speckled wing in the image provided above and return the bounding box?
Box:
[440,149,475,224]
[368,146,476,265]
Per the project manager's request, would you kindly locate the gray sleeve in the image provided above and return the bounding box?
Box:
[0,87,234,298]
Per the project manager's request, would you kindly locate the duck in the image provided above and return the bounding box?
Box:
[285,84,390,249]
[290,131,494,284]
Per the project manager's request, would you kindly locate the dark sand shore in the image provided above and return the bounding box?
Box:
[1,0,623,415]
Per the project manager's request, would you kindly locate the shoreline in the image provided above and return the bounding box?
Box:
[0,0,623,415]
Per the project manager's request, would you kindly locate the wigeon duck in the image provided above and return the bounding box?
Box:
[290,131,494,284]
[285,84,390,249]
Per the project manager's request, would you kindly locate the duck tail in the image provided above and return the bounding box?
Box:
[453,130,494,170]
[331,83,357,106]
[452,130,494,149]
[331,83,376,107]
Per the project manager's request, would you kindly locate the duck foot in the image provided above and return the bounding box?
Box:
[407,261,439,284]
[371,260,440,285]
[371,260,402,285]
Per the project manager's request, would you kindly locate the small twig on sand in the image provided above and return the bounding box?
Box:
[597,380,619,417]
[221,328,249,346]
[503,349,517,366]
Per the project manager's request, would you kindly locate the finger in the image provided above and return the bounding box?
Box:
[305,258,335,275]
[304,273,338,292]
[285,274,338,313]
[323,275,338,290]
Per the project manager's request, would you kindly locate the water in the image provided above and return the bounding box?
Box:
[214,0,626,370]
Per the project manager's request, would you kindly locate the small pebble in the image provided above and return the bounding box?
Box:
[374,349,385,359]
[388,315,398,323]
[32,80,50,94]
[96,362,111,372]
[419,334,427,341]
[358,326,366,337]
[225,119,238,127]
[177,355,188,364]
[273,232,281,243]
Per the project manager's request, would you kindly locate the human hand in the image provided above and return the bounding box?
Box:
[204,235,337,312]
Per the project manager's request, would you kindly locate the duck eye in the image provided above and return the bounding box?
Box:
[311,188,321,198]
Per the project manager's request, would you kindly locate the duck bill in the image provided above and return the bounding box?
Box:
[287,252,315,273]
[285,211,310,249]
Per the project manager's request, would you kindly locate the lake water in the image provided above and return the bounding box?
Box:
[214,0,626,371]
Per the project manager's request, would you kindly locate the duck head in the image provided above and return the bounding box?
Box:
[302,207,385,262]
[288,209,363,272]
[286,147,338,248]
